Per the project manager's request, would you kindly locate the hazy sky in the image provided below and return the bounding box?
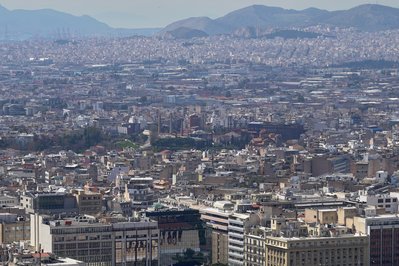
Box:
[1,0,398,28]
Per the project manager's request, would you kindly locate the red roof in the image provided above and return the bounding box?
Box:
[32,253,50,258]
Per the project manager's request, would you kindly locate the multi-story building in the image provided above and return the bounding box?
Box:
[146,209,205,266]
[21,192,78,215]
[304,208,338,224]
[0,195,19,207]
[264,234,369,266]
[113,220,160,266]
[30,214,160,266]
[353,214,399,266]
[124,177,155,210]
[0,213,30,244]
[200,206,231,265]
[358,194,399,214]
[244,227,267,266]
[73,189,103,215]
[228,213,260,266]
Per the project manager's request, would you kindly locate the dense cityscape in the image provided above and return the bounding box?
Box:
[1,2,399,266]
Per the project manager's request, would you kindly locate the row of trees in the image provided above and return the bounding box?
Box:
[0,126,108,152]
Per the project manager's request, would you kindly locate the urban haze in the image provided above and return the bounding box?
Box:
[0,1,399,266]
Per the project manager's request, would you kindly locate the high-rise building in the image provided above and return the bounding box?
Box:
[228,213,260,266]
[200,206,232,265]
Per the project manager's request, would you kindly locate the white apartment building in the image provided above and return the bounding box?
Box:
[359,193,398,213]
[228,213,260,266]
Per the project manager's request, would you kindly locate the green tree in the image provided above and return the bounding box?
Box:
[172,249,205,266]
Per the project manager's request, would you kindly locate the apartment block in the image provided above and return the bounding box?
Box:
[228,213,260,266]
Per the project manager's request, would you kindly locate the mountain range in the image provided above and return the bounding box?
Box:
[0,5,159,40]
[160,4,399,36]
[1,4,399,40]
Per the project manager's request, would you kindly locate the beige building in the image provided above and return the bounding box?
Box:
[337,207,357,226]
[304,208,338,224]
[0,217,30,244]
[200,207,231,265]
[73,189,103,215]
[244,227,267,266]
[264,234,369,266]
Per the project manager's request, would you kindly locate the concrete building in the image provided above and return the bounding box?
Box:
[358,194,399,214]
[353,214,399,266]
[73,189,103,215]
[30,214,160,266]
[10,252,85,266]
[337,206,358,226]
[244,227,267,266]
[0,213,30,244]
[21,192,78,215]
[228,213,260,266]
[304,208,338,224]
[264,234,369,266]
[124,177,155,210]
[0,195,19,207]
[200,207,231,265]
[146,209,204,266]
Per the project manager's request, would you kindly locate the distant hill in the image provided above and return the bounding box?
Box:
[161,4,399,37]
[323,4,399,31]
[0,5,159,40]
[160,17,230,36]
[164,27,208,39]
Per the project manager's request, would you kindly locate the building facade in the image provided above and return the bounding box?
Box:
[264,235,369,266]
[200,207,231,265]
[30,214,160,266]
[146,209,205,266]
[244,227,266,266]
[354,215,399,266]
[228,213,260,266]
